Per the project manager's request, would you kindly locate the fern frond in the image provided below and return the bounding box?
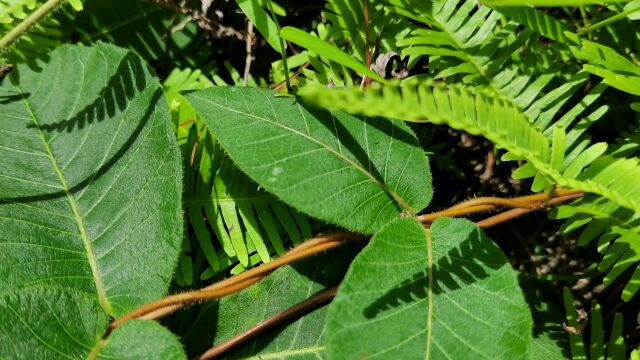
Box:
[0,15,63,65]
[492,5,572,42]
[387,0,561,91]
[184,128,313,268]
[489,5,640,95]
[566,33,640,95]
[563,288,628,360]
[325,0,413,62]
[299,81,640,216]
[552,194,640,301]
[0,0,39,24]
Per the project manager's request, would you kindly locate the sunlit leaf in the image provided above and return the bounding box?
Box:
[186,87,432,234]
[326,217,533,358]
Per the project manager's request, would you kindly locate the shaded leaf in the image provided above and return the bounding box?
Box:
[178,245,361,358]
[61,0,214,73]
[99,320,187,360]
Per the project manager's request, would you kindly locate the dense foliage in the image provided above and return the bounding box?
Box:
[1,0,640,358]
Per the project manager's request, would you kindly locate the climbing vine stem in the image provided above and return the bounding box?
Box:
[109,188,583,331]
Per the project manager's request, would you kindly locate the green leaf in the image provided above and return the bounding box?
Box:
[0,43,182,316]
[280,26,387,83]
[179,245,360,357]
[483,0,632,6]
[299,82,640,219]
[98,319,187,359]
[67,0,83,11]
[624,0,640,20]
[235,0,283,53]
[185,87,432,234]
[0,287,186,359]
[494,6,570,42]
[582,65,640,95]
[326,217,532,358]
[567,35,640,95]
[562,288,587,360]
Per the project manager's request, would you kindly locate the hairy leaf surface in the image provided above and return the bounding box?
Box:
[186,87,432,234]
[326,217,532,359]
[0,287,186,359]
[0,43,182,316]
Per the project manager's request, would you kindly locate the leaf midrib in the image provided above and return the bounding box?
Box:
[424,227,434,360]
[191,94,413,213]
[15,83,110,314]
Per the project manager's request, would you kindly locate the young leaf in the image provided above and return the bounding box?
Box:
[234,0,283,53]
[326,217,533,358]
[280,26,387,83]
[0,287,186,359]
[0,43,182,316]
[185,87,432,234]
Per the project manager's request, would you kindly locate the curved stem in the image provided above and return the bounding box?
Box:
[477,193,584,228]
[109,232,362,330]
[195,286,338,360]
[419,189,583,223]
[0,0,66,49]
[109,190,584,331]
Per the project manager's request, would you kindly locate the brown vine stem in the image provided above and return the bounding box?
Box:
[477,193,584,228]
[449,189,582,209]
[109,232,363,331]
[191,190,584,359]
[109,189,584,332]
[195,286,339,360]
[418,189,583,223]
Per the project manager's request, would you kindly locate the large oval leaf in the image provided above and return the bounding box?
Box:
[0,43,182,316]
[186,87,431,234]
[0,287,186,359]
[326,217,533,359]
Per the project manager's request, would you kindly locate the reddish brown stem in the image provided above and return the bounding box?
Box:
[109,232,362,330]
[195,286,339,360]
[419,189,583,223]
[477,193,584,228]
[109,190,584,332]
